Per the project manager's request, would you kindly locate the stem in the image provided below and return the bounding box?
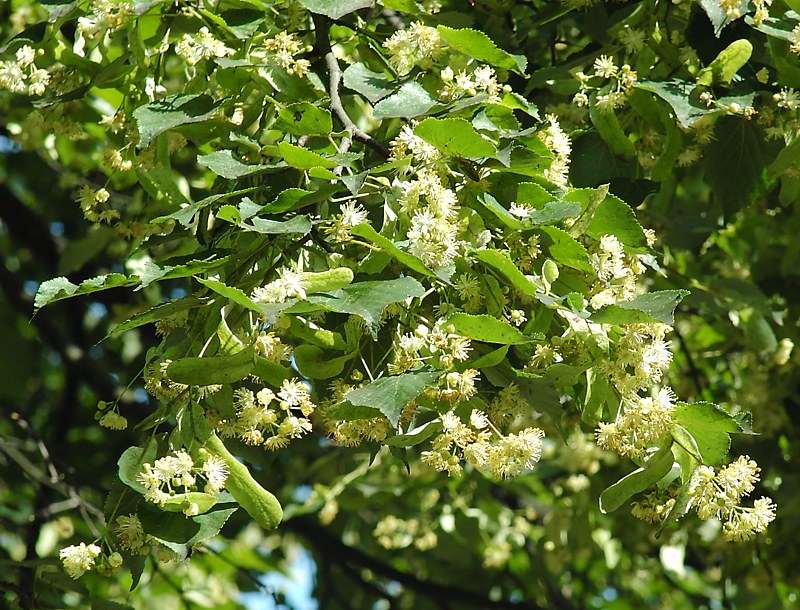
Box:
[312,14,389,159]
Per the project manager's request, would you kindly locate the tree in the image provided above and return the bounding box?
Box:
[0,0,796,608]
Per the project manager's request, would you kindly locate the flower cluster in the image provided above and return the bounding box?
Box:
[59,542,102,579]
[325,202,369,243]
[438,65,502,102]
[573,55,637,113]
[175,27,232,65]
[320,378,393,446]
[373,515,438,550]
[0,45,50,96]
[389,321,472,374]
[393,170,463,269]
[251,267,308,303]
[75,186,119,224]
[263,31,310,76]
[538,114,572,187]
[136,449,229,514]
[422,409,545,478]
[383,21,443,75]
[77,0,134,40]
[211,379,315,449]
[690,456,776,541]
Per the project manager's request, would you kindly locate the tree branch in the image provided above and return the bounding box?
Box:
[283,516,544,610]
[312,14,389,159]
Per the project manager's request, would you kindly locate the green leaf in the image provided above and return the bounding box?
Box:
[307,277,426,336]
[467,345,510,369]
[599,443,675,513]
[635,79,710,128]
[446,313,537,344]
[704,116,769,219]
[476,193,527,230]
[197,150,266,179]
[538,226,593,273]
[195,278,262,314]
[350,223,435,276]
[414,118,497,158]
[586,194,648,250]
[166,345,255,385]
[278,141,338,170]
[138,500,239,558]
[274,102,333,135]
[134,94,219,148]
[473,249,538,298]
[437,25,527,73]
[590,290,690,326]
[672,402,742,466]
[384,421,443,447]
[243,215,313,235]
[590,102,636,159]
[159,492,219,515]
[344,371,440,427]
[34,274,135,312]
[372,82,439,120]
[109,296,207,336]
[296,0,372,19]
[118,437,158,494]
[696,39,753,86]
[293,345,356,379]
[698,0,738,36]
[343,63,393,103]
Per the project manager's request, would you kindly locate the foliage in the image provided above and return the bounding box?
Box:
[1,0,798,609]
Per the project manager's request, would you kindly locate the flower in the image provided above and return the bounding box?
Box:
[115,514,146,551]
[593,55,618,78]
[99,410,128,430]
[59,542,101,579]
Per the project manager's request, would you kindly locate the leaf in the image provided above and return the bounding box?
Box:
[590,290,690,326]
[133,94,219,148]
[166,345,255,385]
[195,278,262,314]
[512,371,565,434]
[696,39,753,86]
[590,102,636,159]
[277,141,338,170]
[350,223,435,277]
[118,438,158,494]
[138,500,239,558]
[244,215,313,235]
[307,277,426,336]
[473,249,538,298]
[384,421,443,447]
[437,25,527,73]
[343,63,393,103]
[34,273,135,312]
[467,345,510,369]
[109,296,207,336]
[296,0,372,19]
[159,492,219,515]
[344,371,440,427]
[197,150,266,179]
[704,116,769,219]
[698,0,739,36]
[599,443,675,513]
[672,402,742,466]
[274,102,333,135]
[529,200,582,225]
[476,193,527,230]
[292,345,356,379]
[635,79,710,128]
[372,82,439,120]
[586,194,648,250]
[538,226,594,273]
[446,313,537,344]
[414,118,498,158]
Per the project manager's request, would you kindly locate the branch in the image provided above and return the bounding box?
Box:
[312,14,389,159]
[283,516,545,610]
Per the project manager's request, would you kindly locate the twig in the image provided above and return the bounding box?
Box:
[312,14,389,159]
[283,515,544,609]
